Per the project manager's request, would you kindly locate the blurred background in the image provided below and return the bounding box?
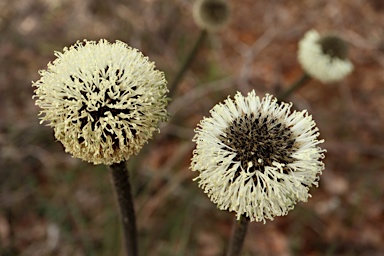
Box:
[0,0,384,255]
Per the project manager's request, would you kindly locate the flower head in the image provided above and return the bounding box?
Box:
[192,0,230,32]
[33,39,169,165]
[191,91,325,222]
[298,29,353,83]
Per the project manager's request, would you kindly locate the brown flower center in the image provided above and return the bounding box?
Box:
[202,0,229,23]
[220,112,296,176]
[318,35,349,60]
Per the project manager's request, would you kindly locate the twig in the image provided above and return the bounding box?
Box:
[277,72,311,101]
[168,29,208,98]
[110,162,138,256]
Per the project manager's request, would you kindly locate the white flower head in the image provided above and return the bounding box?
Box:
[193,0,231,32]
[191,91,325,223]
[33,39,169,165]
[298,29,353,83]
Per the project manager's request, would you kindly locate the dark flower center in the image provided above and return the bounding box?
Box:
[202,0,229,23]
[220,112,296,175]
[64,66,139,149]
[318,35,349,60]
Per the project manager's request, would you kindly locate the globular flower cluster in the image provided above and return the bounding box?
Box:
[191,90,325,222]
[192,0,231,32]
[33,39,169,165]
[298,29,353,83]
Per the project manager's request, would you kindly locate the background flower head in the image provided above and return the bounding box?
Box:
[298,29,353,83]
[33,39,169,165]
[191,91,325,222]
[192,0,231,32]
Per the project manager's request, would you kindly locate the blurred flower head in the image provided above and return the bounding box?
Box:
[33,39,169,165]
[298,29,353,83]
[192,0,230,31]
[191,91,325,222]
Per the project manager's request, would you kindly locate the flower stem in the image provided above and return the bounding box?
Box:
[110,161,138,256]
[277,72,311,101]
[168,29,208,98]
[226,216,249,256]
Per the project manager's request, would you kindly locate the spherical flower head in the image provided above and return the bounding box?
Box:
[191,91,325,222]
[298,29,353,83]
[193,0,230,32]
[33,39,170,165]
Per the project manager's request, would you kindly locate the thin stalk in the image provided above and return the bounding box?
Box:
[226,216,249,256]
[110,161,138,256]
[277,72,311,101]
[168,29,208,98]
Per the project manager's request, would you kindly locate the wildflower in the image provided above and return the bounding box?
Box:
[298,29,353,83]
[33,39,169,165]
[192,0,230,32]
[191,91,325,222]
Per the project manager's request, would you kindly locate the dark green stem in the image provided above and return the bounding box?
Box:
[110,162,138,256]
[226,216,249,256]
[277,72,311,101]
[168,29,208,98]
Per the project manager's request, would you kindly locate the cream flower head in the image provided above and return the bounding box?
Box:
[33,39,169,165]
[298,29,353,83]
[192,0,230,31]
[191,91,325,222]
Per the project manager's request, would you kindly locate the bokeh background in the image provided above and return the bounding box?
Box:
[1,0,384,255]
